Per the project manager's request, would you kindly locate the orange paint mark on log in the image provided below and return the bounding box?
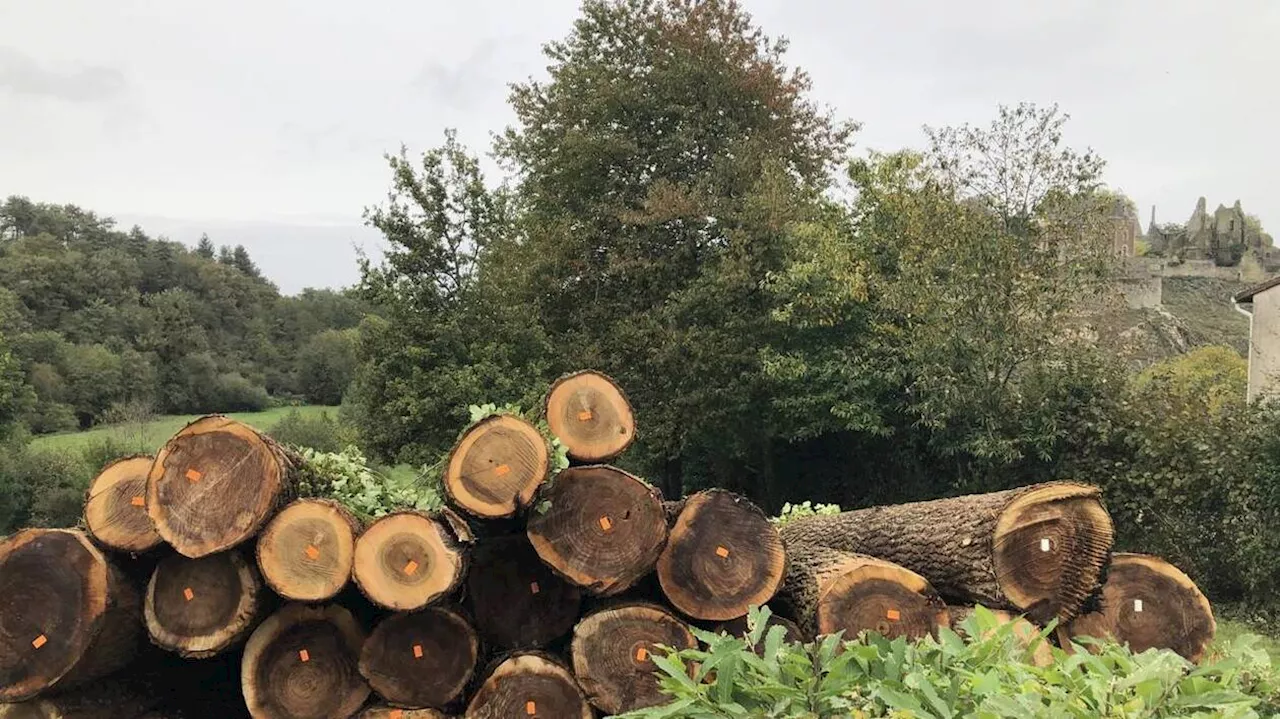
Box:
[413,644,424,659]
[130,496,145,507]
[635,646,648,662]
[403,560,419,576]
[525,701,537,715]
[715,546,730,558]
[886,609,900,621]
[389,712,403,719]
[183,587,195,601]
[530,581,540,594]
[305,545,320,560]
[31,634,47,649]
[598,516,613,531]
[494,464,511,477]
[577,409,593,421]
[298,649,310,662]
[185,468,202,483]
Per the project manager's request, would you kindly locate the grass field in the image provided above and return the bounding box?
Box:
[1216,618,1280,661]
[29,406,341,454]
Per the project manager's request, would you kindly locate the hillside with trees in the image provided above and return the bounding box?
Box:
[0,197,367,434]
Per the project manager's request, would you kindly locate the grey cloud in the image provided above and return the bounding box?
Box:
[0,46,126,102]
[411,36,508,110]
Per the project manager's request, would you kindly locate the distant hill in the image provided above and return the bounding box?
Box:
[1092,275,1251,368]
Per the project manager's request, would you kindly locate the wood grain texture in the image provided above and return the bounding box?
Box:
[358,607,478,709]
[443,415,549,519]
[240,603,369,719]
[84,455,162,554]
[544,370,636,463]
[144,550,263,658]
[571,602,696,715]
[352,511,469,611]
[256,499,359,602]
[464,652,591,719]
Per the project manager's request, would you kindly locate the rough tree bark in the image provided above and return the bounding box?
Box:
[1068,553,1215,662]
[544,370,636,463]
[464,652,592,719]
[352,510,471,611]
[571,602,697,715]
[526,465,668,596]
[144,550,263,659]
[779,482,1114,624]
[464,535,581,651]
[147,416,299,558]
[656,489,787,621]
[0,529,141,703]
[256,499,360,602]
[443,414,550,519]
[358,606,478,710]
[240,603,370,719]
[83,455,162,554]
[774,543,949,641]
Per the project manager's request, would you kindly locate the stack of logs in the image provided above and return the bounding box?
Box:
[0,370,1218,718]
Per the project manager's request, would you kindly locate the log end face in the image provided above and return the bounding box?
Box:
[358,607,479,709]
[353,512,465,611]
[241,603,369,719]
[145,550,262,658]
[84,455,162,554]
[444,414,549,519]
[816,563,949,641]
[0,529,109,702]
[545,370,635,463]
[257,499,357,602]
[571,603,696,715]
[148,416,284,558]
[1068,553,1215,662]
[466,535,582,650]
[657,490,787,621]
[466,653,592,719]
[993,483,1115,623]
[526,465,667,595]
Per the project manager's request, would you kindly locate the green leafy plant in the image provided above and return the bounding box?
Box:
[297,445,442,520]
[621,606,1280,718]
[772,500,842,526]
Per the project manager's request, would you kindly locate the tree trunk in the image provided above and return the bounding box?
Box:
[0,529,141,703]
[240,603,370,719]
[147,416,298,558]
[464,652,592,719]
[526,465,667,596]
[352,510,470,611]
[774,543,949,641]
[83,455,162,554]
[571,602,697,715]
[656,489,787,621]
[948,606,1053,667]
[256,499,359,602]
[779,482,1114,624]
[544,370,636,463]
[464,535,581,651]
[357,707,449,719]
[714,611,809,646]
[143,550,263,659]
[443,414,550,519]
[358,607,478,710]
[1068,553,1215,662]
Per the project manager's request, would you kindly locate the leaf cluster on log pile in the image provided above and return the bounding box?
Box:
[0,369,1218,718]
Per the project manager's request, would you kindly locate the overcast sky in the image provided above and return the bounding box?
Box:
[2,0,1278,293]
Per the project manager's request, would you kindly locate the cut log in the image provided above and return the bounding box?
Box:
[0,529,141,703]
[571,602,697,715]
[0,678,160,719]
[656,489,787,621]
[83,455,162,554]
[949,606,1053,667]
[1068,553,1215,662]
[526,465,667,596]
[779,482,1114,624]
[256,499,359,602]
[357,707,449,719]
[544,370,636,463]
[358,607,478,709]
[352,511,469,611]
[240,603,370,719]
[144,550,263,659]
[715,611,809,646]
[774,543,949,640]
[443,414,550,519]
[464,652,592,719]
[147,416,298,558]
[465,535,581,650]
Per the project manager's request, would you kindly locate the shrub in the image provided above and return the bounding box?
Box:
[0,437,140,533]
[623,606,1280,718]
[268,409,358,453]
[295,445,441,521]
[211,372,271,412]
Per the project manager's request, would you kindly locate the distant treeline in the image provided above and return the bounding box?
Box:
[0,196,367,433]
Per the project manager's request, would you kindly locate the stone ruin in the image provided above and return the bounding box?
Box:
[1145,198,1277,269]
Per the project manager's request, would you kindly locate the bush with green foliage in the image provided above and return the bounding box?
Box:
[623,606,1279,718]
[268,409,358,453]
[0,437,135,533]
[295,445,442,522]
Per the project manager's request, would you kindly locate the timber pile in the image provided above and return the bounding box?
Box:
[0,369,1217,718]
